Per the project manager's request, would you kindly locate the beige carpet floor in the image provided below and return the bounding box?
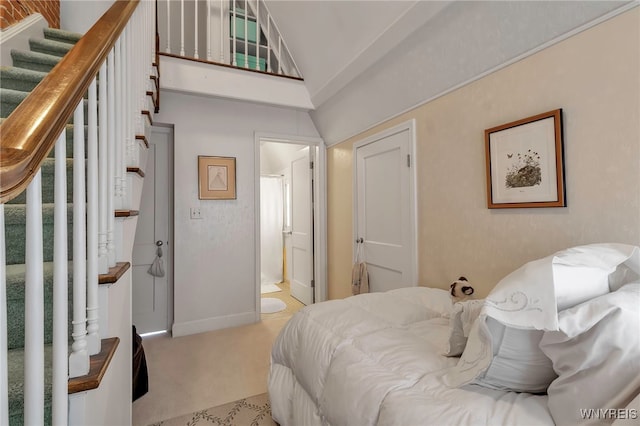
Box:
[133,282,303,426]
[149,393,276,426]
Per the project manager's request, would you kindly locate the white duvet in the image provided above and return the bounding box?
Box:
[268,287,552,426]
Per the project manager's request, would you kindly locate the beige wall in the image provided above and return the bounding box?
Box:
[327,9,639,300]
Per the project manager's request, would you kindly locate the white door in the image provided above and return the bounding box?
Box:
[355,122,416,292]
[289,147,314,305]
[132,128,172,334]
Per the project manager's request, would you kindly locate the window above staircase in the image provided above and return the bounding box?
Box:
[157,0,302,79]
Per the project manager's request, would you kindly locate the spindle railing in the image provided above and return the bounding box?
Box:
[158,0,302,79]
[0,0,156,423]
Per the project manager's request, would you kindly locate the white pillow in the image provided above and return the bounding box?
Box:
[444,244,640,394]
[443,314,557,393]
[485,244,639,331]
[443,299,484,357]
[539,283,640,426]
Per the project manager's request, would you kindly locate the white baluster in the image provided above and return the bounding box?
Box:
[219,0,224,63]
[244,0,248,68]
[232,0,237,66]
[52,129,68,426]
[165,0,171,53]
[129,19,139,168]
[256,0,261,70]
[278,35,282,74]
[0,204,8,426]
[180,0,185,56]
[24,170,44,424]
[194,0,199,59]
[87,78,100,356]
[119,34,127,200]
[115,38,124,204]
[151,0,157,64]
[207,0,211,60]
[98,63,109,274]
[107,48,116,268]
[267,16,271,72]
[69,102,89,378]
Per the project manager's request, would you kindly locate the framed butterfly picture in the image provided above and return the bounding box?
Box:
[484,109,566,209]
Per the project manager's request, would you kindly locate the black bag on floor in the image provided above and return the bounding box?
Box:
[132,325,149,401]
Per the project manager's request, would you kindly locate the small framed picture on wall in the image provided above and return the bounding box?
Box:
[485,109,566,209]
[198,156,237,200]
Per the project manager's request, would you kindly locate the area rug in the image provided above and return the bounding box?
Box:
[260,283,282,294]
[261,297,286,314]
[149,393,275,426]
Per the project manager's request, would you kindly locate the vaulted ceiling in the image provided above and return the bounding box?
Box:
[264,1,452,106]
[264,1,634,145]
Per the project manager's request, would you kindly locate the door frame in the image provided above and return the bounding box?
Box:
[254,132,327,318]
[352,119,418,287]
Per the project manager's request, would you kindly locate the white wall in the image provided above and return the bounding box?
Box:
[155,91,320,336]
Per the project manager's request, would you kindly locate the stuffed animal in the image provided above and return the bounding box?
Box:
[450,276,475,302]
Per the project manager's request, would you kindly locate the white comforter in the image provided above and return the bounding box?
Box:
[268,287,552,426]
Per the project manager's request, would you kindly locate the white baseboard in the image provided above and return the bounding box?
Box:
[0,13,47,66]
[172,311,256,337]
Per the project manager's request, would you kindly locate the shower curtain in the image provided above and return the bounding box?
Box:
[260,176,284,286]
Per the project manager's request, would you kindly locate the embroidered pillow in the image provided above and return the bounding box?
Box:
[444,244,640,393]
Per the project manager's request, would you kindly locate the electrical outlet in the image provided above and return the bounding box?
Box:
[190,207,202,219]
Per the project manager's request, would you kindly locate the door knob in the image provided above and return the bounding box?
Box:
[156,240,163,246]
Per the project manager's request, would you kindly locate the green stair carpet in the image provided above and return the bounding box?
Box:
[1,26,83,426]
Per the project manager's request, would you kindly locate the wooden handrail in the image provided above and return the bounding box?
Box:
[0,0,139,204]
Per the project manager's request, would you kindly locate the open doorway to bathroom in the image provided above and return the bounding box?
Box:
[258,136,326,318]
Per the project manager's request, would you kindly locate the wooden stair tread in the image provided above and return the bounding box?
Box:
[127,167,145,178]
[141,110,153,126]
[99,261,130,285]
[136,134,149,148]
[68,337,119,394]
[115,209,139,217]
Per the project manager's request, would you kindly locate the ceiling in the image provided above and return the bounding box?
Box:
[264,0,453,108]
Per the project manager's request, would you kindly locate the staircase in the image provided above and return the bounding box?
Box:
[1,27,81,425]
[0,2,157,424]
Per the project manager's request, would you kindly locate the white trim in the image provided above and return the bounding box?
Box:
[254,132,327,318]
[172,311,256,337]
[324,2,639,147]
[0,13,48,66]
[352,119,418,287]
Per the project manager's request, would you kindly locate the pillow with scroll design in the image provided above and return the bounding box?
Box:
[444,244,640,393]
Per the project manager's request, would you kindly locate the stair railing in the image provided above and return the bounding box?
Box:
[0,0,156,424]
[158,0,302,78]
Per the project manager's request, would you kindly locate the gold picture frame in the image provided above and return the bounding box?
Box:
[485,109,565,209]
[198,156,237,200]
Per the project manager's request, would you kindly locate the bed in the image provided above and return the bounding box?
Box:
[268,243,640,426]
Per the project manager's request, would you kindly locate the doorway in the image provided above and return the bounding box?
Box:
[132,124,175,334]
[256,135,326,317]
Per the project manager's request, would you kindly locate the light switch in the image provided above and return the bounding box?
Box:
[190,207,202,219]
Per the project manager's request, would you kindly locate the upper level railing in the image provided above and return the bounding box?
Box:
[158,0,302,79]
[0,1,156,424]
